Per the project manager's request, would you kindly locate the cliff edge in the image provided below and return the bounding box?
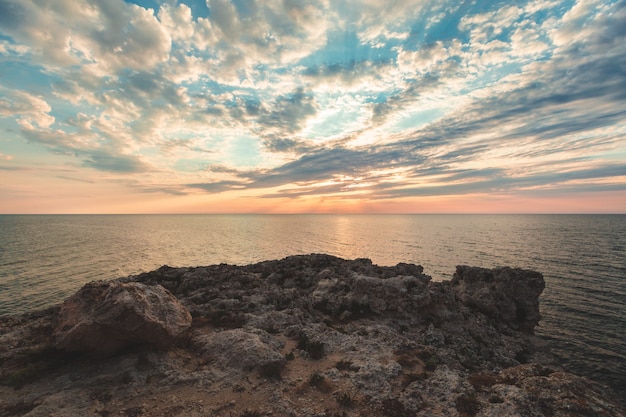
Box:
[1,254,623,417]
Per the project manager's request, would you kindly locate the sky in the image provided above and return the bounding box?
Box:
[0,0,625,214]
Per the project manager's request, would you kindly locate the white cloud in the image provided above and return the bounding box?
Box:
[350,0,430,44]
[550,0,625,55]
[0,40,29,56]
[0,90,55,128]
[205,0,333,67]
[460,5,523,44]
[510,24,549,57]
[158,3,195,44]
[0,0,171,73]
[397,40,463,74]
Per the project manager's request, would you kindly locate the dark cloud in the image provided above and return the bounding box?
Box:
[262,137,314,154]
[257,87,318,134]
[138,186,188,196]
[372,163,626,199]
[371,73,446,125]
[0,1,26,31]
[82,150,150,173]
[206,164,247,175]
[187,180,249,193]
[186,152,544,201]
[259,183,362,199]
[302,59,393,86]
[127,71,161,94]
[56,175,95,183]
[187,143,426,195]
[243,98,262,116]
[113,70,189,108]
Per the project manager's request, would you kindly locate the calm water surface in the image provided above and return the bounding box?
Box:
[0,214,624,402]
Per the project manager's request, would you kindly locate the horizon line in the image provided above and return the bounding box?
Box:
[1,212,624,216]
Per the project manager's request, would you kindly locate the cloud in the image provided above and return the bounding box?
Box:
[185,0,626,201]
[81,150,150,173]
[1,0,625,210]
[0,39,29,56]
[188,141,428,195]
[257,87,318,135]
[302,59,394,91]
[158,3,195,44]
[197,0,334,82]
[56,175,95,183]
[261,137,315,154]
[0,0,171,72]
[17,116,151,174]
[459,5,523,43]
[369,72,448,127]
[397,40,463,74]
[0,90,55,128]
[349,0,431,44]
[187,180,249,193]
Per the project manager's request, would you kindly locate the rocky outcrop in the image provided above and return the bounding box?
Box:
[1,254,623,417]
[53,281,192,356]
[451,266,545,334]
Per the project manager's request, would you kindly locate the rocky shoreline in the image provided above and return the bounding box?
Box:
[1,254,624,417]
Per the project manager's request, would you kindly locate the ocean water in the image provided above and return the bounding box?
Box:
[0,214,624,401]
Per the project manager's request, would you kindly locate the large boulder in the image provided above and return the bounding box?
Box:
[53,281,192,356]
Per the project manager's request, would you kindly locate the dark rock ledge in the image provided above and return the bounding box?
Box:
[1,254,623,417]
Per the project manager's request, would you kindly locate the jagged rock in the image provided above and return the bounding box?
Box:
[311,273,431,317]
[53,281,192,356]
[451,266,545,333]
[475,363,625,417]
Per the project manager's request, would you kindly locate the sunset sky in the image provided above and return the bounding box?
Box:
[1,0,625,213]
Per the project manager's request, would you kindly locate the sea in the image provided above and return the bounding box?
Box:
[0,214,624,402]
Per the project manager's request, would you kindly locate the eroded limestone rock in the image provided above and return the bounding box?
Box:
[451,265,545,333]
[194,328,286,376]
[53,281,191,356]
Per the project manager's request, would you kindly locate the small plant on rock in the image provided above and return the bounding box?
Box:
[296,333,325,359]
[308,371,333,393]
[309,372,325,387]
[489,395,504,404]
[335,391,357,408]
[334,360,353,371]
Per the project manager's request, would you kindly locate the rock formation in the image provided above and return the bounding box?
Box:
[0,254,623,417]
[53,281,192,356]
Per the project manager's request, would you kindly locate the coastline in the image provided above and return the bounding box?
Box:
[1,254,624,416]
